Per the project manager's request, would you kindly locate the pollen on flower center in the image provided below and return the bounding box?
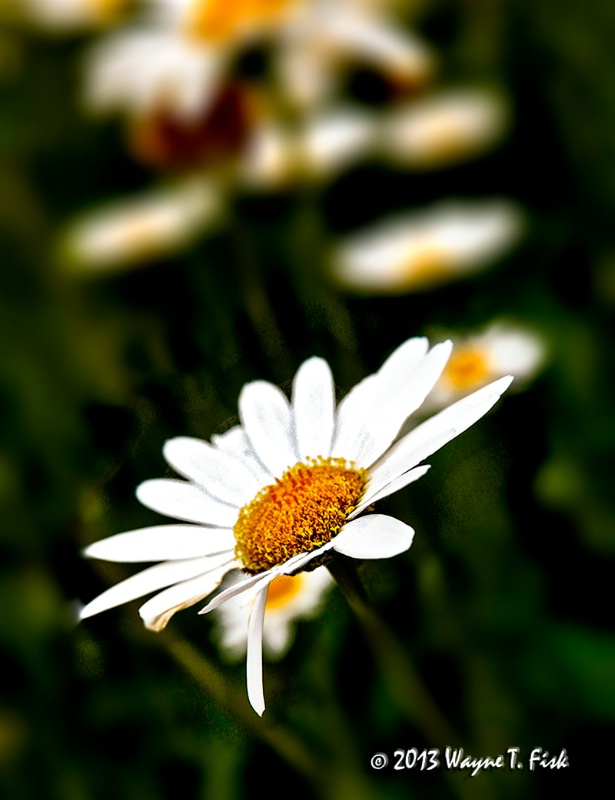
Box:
[234,457,367,574]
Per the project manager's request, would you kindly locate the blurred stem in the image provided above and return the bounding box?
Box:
[160,632,322,788]
[328,556,460,748]
[328,557,497,800]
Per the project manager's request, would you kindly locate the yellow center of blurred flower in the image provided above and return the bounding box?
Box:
[265,574,304,609]
[444,347,489,389]
[92,0,128,21]
[396,243,453,290]
[234,457,367,573]
[185,0,294,43]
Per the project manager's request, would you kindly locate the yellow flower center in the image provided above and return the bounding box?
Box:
[265,574,304,609]
[92,0,128,22]
[444,347,489,389]
[234,457,367,574]
[396,243,453,291]
[185,0,294,43]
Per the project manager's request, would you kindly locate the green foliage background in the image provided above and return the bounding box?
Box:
[1,1,614,798]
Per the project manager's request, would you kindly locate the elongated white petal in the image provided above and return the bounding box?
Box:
[332,514,414,559]
[349,464,430,518]
[239,380,298,477]
[337,341,451,467]
[211,426,270,483]
[136,479,239,527]
[246,587,268,716]
[371,375,513,487]
[332,338,427,459]
[163,437,261,506]
[292,357,335,459]
[199,550,313,614]
[377,336,429,382]
[353,340,452,467]
[80,553,234,620]
[330,374,377,458]
[139,560,235,631]
[83,525,235,563]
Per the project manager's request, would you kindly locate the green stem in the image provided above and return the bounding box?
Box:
[159,633,322,787]
[328,557,498,800]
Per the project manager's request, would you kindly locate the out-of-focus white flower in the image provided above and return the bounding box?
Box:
[151,0,300,44]
[61,178,223,272]
[331,200,524,294]
[83,28,227,120]
[13,0,128,30]
[79,337,512,714]
[425,323,547,409]
[239,108,379,187]
[382,88,509,169]
[275,1,435,111]
[213,569,334,659]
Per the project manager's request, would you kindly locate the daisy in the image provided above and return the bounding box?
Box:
[382,88,508,170]
[213,569,334,659]
[61,177,222,271]
[15,0,129,31]
[425,322,546,409]
[330,199,523,294]
[79,337,512,714]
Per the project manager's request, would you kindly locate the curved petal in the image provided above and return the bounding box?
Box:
[211,426,270,483]
[136,479,239,527]
[292,357,336,460]
[332,514,415,559]
[199,550,316,614]
[79,553,234,621]
[349,464,431,518]
[352,340,453,468]
[163,437,262,507]
[332,337,431,461]
[83,524,236,563]
[239,380,298,477]
[139,560,235,631]
[246,586,268,716]
[370,375,513,485]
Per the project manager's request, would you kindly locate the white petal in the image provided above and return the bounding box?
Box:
[239,380,298,477]
[246,587,268,716]
[330,374,377,458]
[163,437,261,506]
[338,340,452,467]
[211,426,270,483]
[331,338,427,459]
[79,553,233,620]
[136,479,239,527]
[292,357,336,460]
[139,561,235,631]
[349,464,431,518]
[332,514,414,559]
[370,375,513,485]
[83,524,236,562]
[199,550,315,614]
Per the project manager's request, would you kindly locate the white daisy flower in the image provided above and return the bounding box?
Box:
[382,88,509,170]
[331,199,524,294]
[61,177,223,272]
[80,337,512,714]
[213,569,334,659]
[13,0,128,31]
[425,322,546,409]
[274,0,434,111]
